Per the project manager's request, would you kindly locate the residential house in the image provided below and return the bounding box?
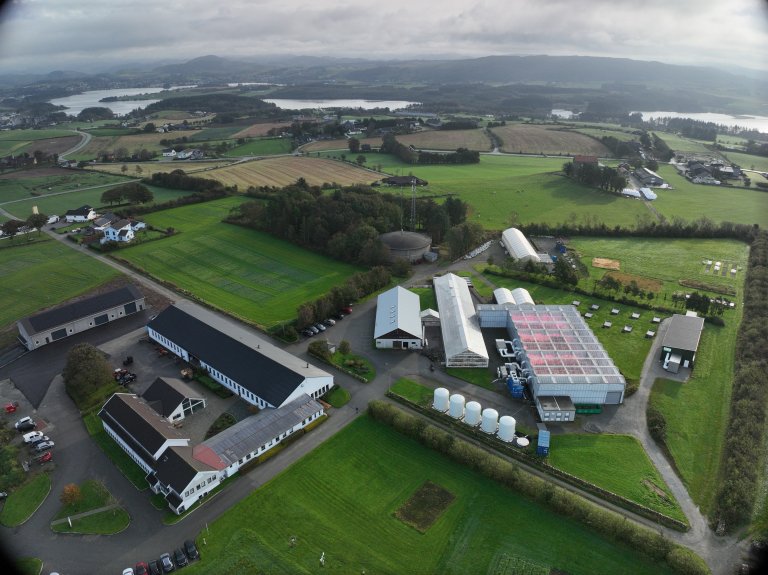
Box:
[101,219,134,244]
[64,205,97,223]
[161,148,176,158]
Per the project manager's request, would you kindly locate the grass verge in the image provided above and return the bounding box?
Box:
[14,557,43,575]
[323,386,350,408]
[390,377,435,406]
[0,473,51,527]
[445,366,497,390]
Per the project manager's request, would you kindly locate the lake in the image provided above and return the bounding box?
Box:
[49,86,195,117]
[636,111,768,133]
[263,98,419,111]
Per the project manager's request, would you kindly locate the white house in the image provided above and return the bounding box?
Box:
[374,286,423,349]
[147,304,334,409]
[162,148,177,157]
[101,219,135,244]
[64,205,97,223]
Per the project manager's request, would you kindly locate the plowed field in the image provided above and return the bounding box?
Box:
[302,128,492,152]
[231,122,292,138]
[490,124,609,156]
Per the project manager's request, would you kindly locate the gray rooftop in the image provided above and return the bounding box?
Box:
[661,314,705,352]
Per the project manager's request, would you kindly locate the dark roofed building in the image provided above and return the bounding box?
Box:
[150,446,218,515]
[64,205,96,223]
[17,285,145,350]
[142,377,206,422]
[660,313,705,373]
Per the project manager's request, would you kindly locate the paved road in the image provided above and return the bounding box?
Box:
[59,130,92,159]
[0,232,744,574]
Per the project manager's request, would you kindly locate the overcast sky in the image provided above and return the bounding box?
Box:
[0,0,766,74]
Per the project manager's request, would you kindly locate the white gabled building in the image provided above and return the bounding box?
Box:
[64,205,97,223]
[434,273,489,367]
[501,228,540,263]
[374,286,423,349]
[147,304,333,409]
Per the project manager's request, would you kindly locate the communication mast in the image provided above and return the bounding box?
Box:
[410,178,417,231]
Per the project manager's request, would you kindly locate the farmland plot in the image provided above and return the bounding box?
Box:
[231,121,292,138]
[490,124,610,155]
[303,129,493,152]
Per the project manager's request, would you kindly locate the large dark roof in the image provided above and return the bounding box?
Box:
[382,175,428,186]
[662,314,705,353]
[65,205,92,216]
[98,393,187,458]
[379,230,431,251]
[148,306,311,407]
[19,285,143,334]
[142,377,203,418]
[155,446,211,493]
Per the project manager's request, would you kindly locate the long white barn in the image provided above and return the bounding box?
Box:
[374,286,423,349]
[147,304,333,409]
[434,273,489,367]
[501,228,540,263]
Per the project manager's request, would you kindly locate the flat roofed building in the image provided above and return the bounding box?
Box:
[660,314,705,372]
[147,304,333,409]
[536,395,576,422]
[142,377,206,422]
[17,285,145,350]
[501,228,540,263]
[374,286,423,349]
[434,273,489,367]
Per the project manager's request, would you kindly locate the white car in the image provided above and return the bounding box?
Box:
[22,431,44,443]
[34,441,54,451]
[14,416,36,430]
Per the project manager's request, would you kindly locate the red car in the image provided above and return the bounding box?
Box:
[35,452,52,464]
[135,562,149,575]
[341,306,353,314]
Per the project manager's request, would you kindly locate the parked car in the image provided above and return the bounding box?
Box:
[34,441,54,451]
[0,492,7,499]
[302,328,314,337]
[135,562,149,575]
[332,312,345,320]
[183,540,199,561]
[118,373,137,385]
[323,318,336,326]
[308,325,319,335]
[29,435,50,446]
[122,569,135,575]
[22,431,44,443]
[34,451,52,464]
[14,417,36,432]
[173,548,188,568]
[147,560,162,575]
[341,306,353,314]
[159,553,175,573]
[314,322,326,332]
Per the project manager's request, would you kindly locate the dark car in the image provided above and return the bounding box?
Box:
[148,560,162,575]
[302,328,314,337]
[173,548,188,568]
[159,553,175,573]
[183,540,199,561]
[135,562,149,575]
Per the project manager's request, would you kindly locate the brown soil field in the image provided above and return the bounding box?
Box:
[78,136,119,158]
[605,271,662,292]
[87,160,229,178]
[593,257,620,270]
[231,122,292,139]
[21,136,80,156]
[491,124,609,156]
[302,129,493,153]
[204,156,375,188]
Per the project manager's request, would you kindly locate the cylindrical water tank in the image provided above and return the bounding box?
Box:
[497,416,517,442]
[433,388,450,411]
[514,437,530,448]
[449,394,465,419]
[464,401,482,426]
[481,408,499,433]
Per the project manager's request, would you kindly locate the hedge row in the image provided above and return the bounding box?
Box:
[388,392,688,532]
[368,400,709,575]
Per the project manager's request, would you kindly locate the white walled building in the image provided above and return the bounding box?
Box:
[374,286,423,349]
[434,273,489,367]
[142,377,206,422]
[501,228,540,263]
[147,305,333,409]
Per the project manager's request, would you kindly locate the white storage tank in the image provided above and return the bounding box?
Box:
[433,388,450,412]
[481,408,499,433]
[497,415,517,442]
[464,401,482,426]
[449,394,465,419]
[514,436,530,448]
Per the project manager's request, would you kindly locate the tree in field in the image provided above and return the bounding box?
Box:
[101,187,125,206]
[1,219,22,242]
[444,196,468,226]
[446,221,484,259]
[26,213,48,235]
[553,256,579,285]
[348,137,360,154]
[355,155,366,166]
[121,164,128,174]
[143,123,156,133]
[60,483,82,506]
[62,343,114,407]
[135,165,143,176]
[123,183,153,204]
[297,303,316,329]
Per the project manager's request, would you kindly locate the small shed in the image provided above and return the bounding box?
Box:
[142,377,206,422]
[660,314,705,371]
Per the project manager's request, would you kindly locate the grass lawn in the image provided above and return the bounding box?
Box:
[720,150,768,173]
[547,434,686,523]
[0,128,76,142]
[83,412,148,489]
[479,272,653,385]
[567,236,749,302]
[14,557,43,575]
[0,169,131,204]
[390,377,434,406]
[330,351,376,381]
[323,386,350,407]
[653,133,712,153]
[0,473,51,527]
[51,479,129,534]
[116,197,360,328]
[410,287,437,311]
[649,304,741,514]
[445,367,497,390]
[652,164,768,228]
[228,137,293,156]
[0,237,120,329]
[183,417,675,575]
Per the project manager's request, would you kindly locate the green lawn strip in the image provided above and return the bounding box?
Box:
[445,367,497,390]
[0,473,51,527]
[649,308,739,514]
[51,507,130,534]
[568,236,749,303]
[454,270,494,298]
[652,164,768,228]
[546,434,686,523]
[115,197,361,328]
[228,138,293,156]
[323,386,350,407]
[0,129,76,141]
[83,412,148,490]
[53,479,112,519]
[330,351,376,381]
[14,557,43,575]
[390,377,434,406]
[480,271,654,385]
[182,416,676,575]
[188,126,245,141]
[410,287,437,311]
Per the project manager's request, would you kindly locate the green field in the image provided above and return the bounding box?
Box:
[0,129,76,142]
[184,417,675,575]
[568,237,749,301]
[14,557,42,575]
[652,165,768,227]
[481,272,653,385]
[115,197,360,327]
[0,473,51,527]
[390,377,435,406]
[51,479,129,534]
[0,238,120,329]
[653,133,712,153]
[189,126,246,141]
[547,434,686,523]
[570,126,639,142]
[228,137,293,157]
[0,170,129,204]
[720,151,768,173]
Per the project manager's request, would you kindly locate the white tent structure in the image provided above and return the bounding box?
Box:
[494,287,534,307]
[374,286,423,349]
[434,273,489,367]
[501,228,540,263]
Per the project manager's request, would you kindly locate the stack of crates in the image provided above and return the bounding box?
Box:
[536,422,550,456]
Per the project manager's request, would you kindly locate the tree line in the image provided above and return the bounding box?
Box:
[562,161,627,193]
[100,183,153,206]
[380,134,480,165]
[145,169,226,192]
